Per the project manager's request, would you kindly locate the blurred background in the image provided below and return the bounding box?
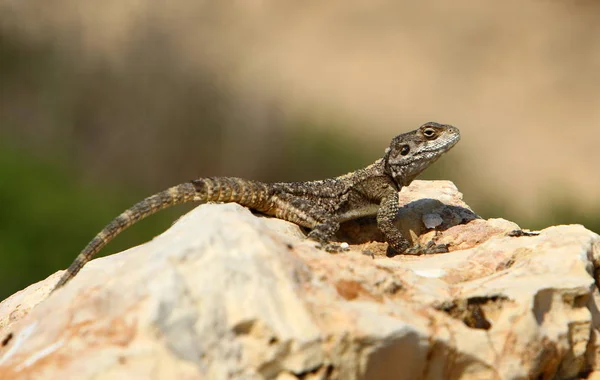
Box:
[1,0,599,300]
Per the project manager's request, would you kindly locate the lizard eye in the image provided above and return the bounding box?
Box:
[400,145,410,156]
[423,128,436,139]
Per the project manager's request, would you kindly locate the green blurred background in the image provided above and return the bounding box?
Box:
[1,0,599,300]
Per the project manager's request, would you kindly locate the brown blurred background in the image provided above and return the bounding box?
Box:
[1,0,599,299]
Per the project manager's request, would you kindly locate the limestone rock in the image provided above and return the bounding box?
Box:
[0,180,599,379]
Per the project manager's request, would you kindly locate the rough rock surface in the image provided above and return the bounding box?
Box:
[1,180,599,379]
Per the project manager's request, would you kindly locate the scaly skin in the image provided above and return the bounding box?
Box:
[51,122,460,292]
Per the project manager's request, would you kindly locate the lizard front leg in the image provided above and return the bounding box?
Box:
[377,191,448,256]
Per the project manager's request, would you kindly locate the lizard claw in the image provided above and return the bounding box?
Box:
[401,241,449,256]
[315,242,349,253]
[361,250,375,259]
[508,229,539,237]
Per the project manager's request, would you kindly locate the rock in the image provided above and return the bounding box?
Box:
[0,180,599,379]
[336,180,480,255]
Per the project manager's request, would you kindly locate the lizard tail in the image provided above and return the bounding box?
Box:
[191,177,272,211]
[52,178,272,292]
[51,183,198,291]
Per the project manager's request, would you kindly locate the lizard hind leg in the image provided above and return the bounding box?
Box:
[307,222,347,253]
[269,193,346,253]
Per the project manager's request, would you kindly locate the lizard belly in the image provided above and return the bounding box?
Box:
[337,204,380,222]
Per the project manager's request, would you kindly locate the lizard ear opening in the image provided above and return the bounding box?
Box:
[386,140,412,165]
[384,141,410,183]
[400,145,410,156]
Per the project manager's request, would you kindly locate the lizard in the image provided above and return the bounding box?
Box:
[51,122,460,292]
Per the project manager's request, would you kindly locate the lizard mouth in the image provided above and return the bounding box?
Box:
[442,132,461,150]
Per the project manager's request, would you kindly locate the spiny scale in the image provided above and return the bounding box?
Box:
[51,122,460,292]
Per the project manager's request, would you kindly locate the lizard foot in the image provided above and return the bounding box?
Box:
[388,241,449,256]
[315,242,349,253]
[508,229,539,237]
[361,250,375,259]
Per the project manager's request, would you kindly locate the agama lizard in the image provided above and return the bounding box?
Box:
[51,122,460,291]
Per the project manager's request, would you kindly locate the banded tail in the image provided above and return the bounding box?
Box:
[52,178,271,292]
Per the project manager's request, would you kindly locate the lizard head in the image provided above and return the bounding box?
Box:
[384,122,460,187]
